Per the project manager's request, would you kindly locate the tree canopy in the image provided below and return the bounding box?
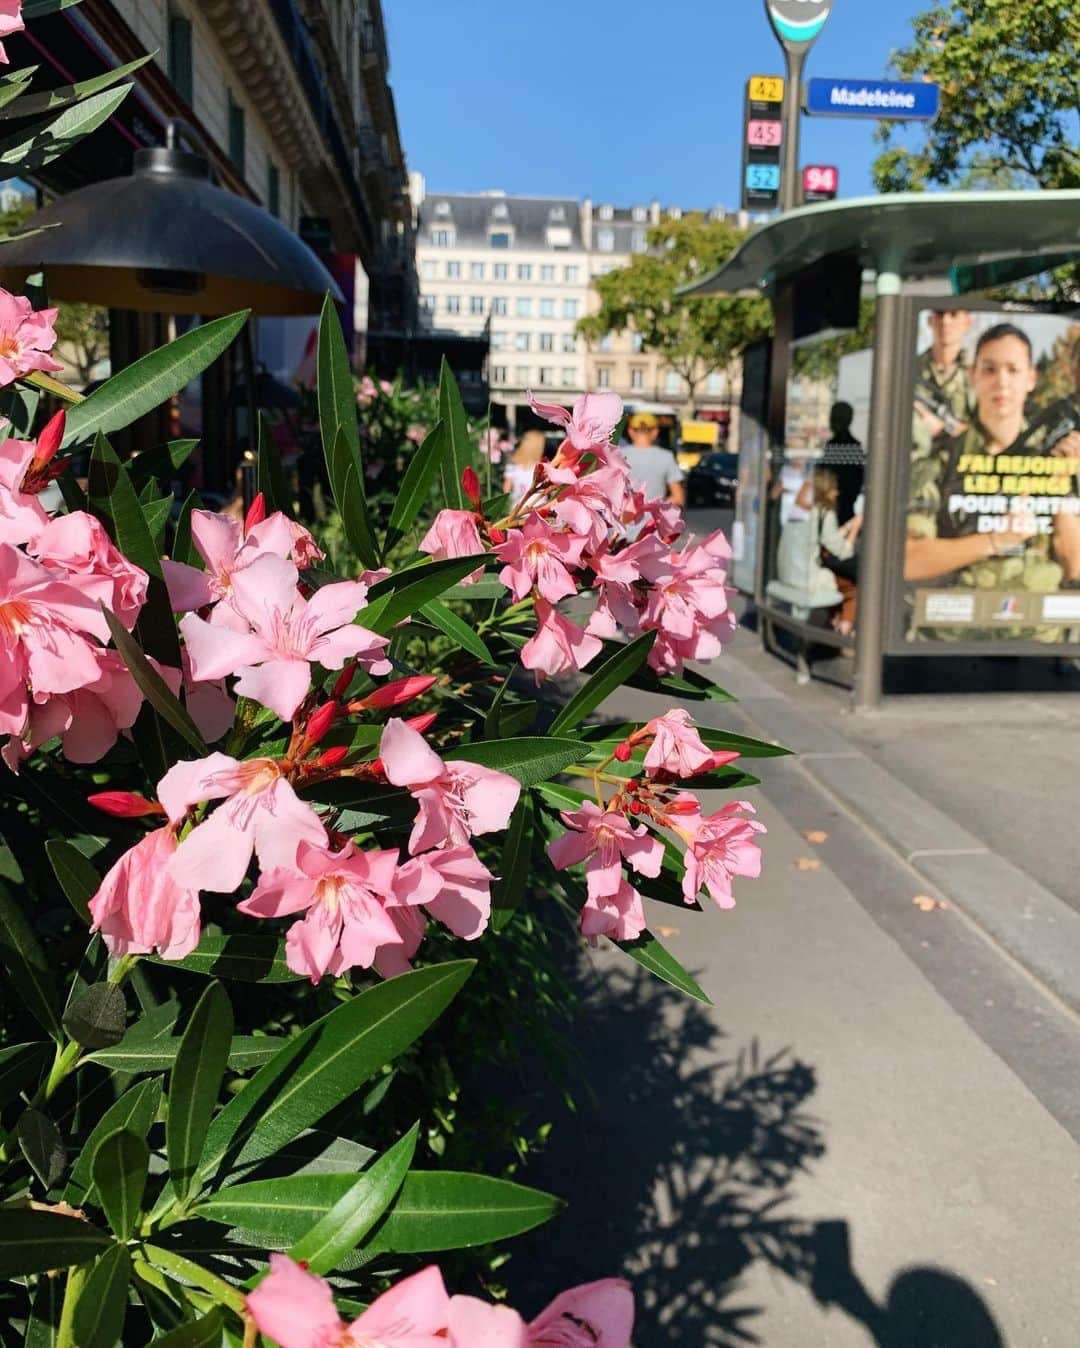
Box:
[872,1,1079,193]
[577,213,772,410]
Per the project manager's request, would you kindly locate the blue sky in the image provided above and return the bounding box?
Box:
[384,0,931,209]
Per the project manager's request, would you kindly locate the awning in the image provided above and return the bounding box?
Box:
[682,190,1080,298]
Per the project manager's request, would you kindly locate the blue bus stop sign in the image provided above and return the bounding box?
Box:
[764,0,833,50]
[805,77,942,120]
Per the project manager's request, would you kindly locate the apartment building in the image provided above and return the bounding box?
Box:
[412,175,590,426]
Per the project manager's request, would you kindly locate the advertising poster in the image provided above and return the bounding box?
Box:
[733,341,769,594]
[906,308,1080,642]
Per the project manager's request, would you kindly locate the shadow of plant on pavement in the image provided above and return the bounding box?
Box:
[504,958,1005,1347]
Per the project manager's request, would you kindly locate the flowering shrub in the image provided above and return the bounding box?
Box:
[0,6,787,1342]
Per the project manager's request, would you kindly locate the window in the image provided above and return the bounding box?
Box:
[489,231,510,248]
[168,9,194,105]
[445,295,461,314]
[514,333,530,352]
[267,161,280,218]
[596,228,614,252]
[595,261,615,276]
[539,298,555,318]
[707,372,724,394]
[492,201,509,218]
[514,366,530,384]
[517,264,532,281]
[493,262,508,280]
[562,299,579,319]
[432,228,454,247]
[549,205,566,221]
[470,261,485,280]
[599,334,613,353]
[564,264,579,284]
[664,371,681,394]
[515,298,532,317]
[435,201,451,216]
[598,204,613,221]
[469,295,484,315]
[631,332,644,353]
[421,259,437,280]
[632,205,647,222]
[446,261,461,279]
[491,365,508,384]
[228,94,246,173]
[669,206,682,220]
[420,294,436,314]
[540,264,555,282]
[539,333,554,352]
[597,367,612,389]
[538,367,554,386]
[490,332,507,350]
[631,228,647,253]
[630,368,644,390]
[561,333,576,353]
[492,297,508,316]
[561,367,575,385]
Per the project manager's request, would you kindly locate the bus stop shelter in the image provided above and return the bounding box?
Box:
[683,190,1080,708]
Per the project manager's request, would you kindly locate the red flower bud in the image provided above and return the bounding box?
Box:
[87,791,163,818]
[317,745,350,768]
[332,661,358,701]
[405,711,438,735]
[627,800,642,815]
[358,675,437,711]
[461,465,481,506]
[613,743,632,762]
[305,701,337,744]
[244,491,267,534]
[487,527,506,544]
[33,409,66,469]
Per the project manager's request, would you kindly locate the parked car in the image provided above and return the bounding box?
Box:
[686,451,739,508]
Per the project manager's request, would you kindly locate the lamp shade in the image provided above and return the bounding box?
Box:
[0,144,344,315]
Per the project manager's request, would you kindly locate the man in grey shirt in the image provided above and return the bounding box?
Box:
[620,412,685,506]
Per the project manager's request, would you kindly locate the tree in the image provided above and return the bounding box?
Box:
[872,1,1079,193]
[577,213,772,412]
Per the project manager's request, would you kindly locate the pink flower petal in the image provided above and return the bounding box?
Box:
[246,1255,344,1348]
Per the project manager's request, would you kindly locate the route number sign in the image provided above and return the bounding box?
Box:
[802,164,839,201]
[742,75,784,210]
[749,75,784,103]
[747,119,784,148]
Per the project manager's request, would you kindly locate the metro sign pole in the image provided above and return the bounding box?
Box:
[763,0,834,210]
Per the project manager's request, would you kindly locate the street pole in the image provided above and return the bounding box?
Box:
[780,47,805,211]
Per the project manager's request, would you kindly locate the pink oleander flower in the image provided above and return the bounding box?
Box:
[0,438,48,546]
[448,1278,634,1346]
[0,543,108,737]
[521,599,602,681]
[380,717,520,854]
[179,649,235,743]
[162,507,320,612]
[180,553,390,721]
[494,514,587,604]
[529,390,624,453]
[158,751,327,893]
[552,464,632,550]
[89,827,201,961]
[638,539,736,675]
[393,843,494,941]
[640,496,686,544]
[682,801,766,909]
[238,838,403,983]
[247,1256,450,1348]
[356,374,379,406]
[579,876,647,944]
[548,798,663,903]
[406,423,427,446]
[643,708,739,779]
[0,289,62,383]
[30,511,148,631]
[418,509,485,584]
[0,2,23,63]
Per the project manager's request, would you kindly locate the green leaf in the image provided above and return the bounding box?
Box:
[548,632,657,735]
[437,357,473,509]
[45,839,99,923]
[492,796,533,932]
[66,1077,163,1203]
[441,576,505,601]
[168,982,233,1200]
[257,412,291,517]
[317,295,376,567]
[152,1309,226,1348]
[86,1034,283,1074]
[72,1244,130,1348]
[386,419,445,546]
[17,1109,66,1190]
[446,736,586,788]
[0,54,150,121]
[625,662,735,702]
[151,932,302,984]
[103,607,207,754]
[198,961,473,1183]
[532,780,589,811]
[616,929,711,1005]
[128,438,200,488]
[87,432,162,578]
[0,85,129,173]
[64,312,249,447]
[62,981,126,1050]
[172,490,202,567]
[419,598,494,665]
[192,1173,365,1242]
[699,726,791,758]
[363,1171,564,1257]
[289,1123,417,1273]
[92,1129,148,1239]
[23,0,87,17]
[0,1210,111,1277]
[0,882,62,1041]
[497,701,537,738]
[335,435,378,568]
[23,1273,63,1348]
[0,1041,50,1110]
[362,556,489,635]
[142,494,174,550]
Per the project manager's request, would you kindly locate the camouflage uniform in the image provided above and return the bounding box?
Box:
[907,421,1064,641]
[912,349,974,465]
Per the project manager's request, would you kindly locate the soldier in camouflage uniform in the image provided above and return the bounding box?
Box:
[912,309,975,465]
[905,324,1080,641]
